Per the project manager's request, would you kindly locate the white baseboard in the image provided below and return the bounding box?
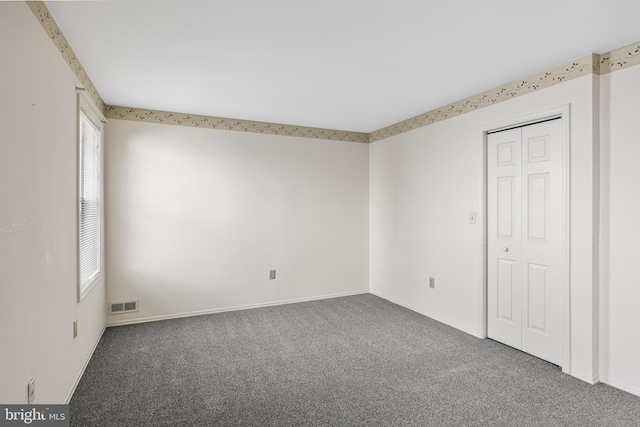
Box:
[106,290,369,327]
[570,370,600,385]
[65,325,106,404]
[600,376,640,398]
[370,290,478,337]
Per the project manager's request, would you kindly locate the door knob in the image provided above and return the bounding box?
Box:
[503,247,509,252]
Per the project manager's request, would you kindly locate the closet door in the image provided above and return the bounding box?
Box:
[487,119,563,366]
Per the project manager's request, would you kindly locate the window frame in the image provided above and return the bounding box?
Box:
[77,89,106,302]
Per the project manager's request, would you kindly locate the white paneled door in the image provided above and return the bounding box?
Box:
[487,119,563,366]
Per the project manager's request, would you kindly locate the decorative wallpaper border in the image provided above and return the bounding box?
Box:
[369,42,640,142]
[369,54,597,142]
[27,1,104,112]
[104,106,370,143]
[598,42,640,75]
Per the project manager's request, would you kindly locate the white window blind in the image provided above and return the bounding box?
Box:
[79,108,101,292]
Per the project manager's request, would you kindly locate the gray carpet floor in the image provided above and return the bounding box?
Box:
[70,294,640,426]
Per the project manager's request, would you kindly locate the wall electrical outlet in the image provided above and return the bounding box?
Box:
[73,320,78,339]
[429,277,435,288]
[269,270,276,280]
[28,378,35,404]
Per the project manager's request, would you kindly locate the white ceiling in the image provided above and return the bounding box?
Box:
[45,0,640,133]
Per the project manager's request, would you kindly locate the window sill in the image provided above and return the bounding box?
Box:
[78,272,101,303]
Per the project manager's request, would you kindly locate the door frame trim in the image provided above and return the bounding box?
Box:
[477,104,571,373]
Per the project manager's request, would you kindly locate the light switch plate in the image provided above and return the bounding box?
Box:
[28,378,35,404]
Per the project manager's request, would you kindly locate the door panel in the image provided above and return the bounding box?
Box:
[527,136,550,163]
[528,173,550,242]
[498,176,516,239]
[521,119,562,365]
[497,258,516,322]
[527,262,549,334]
[487,128,522,350]
[497,141,517,166]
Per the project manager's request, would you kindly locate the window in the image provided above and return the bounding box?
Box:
[78,90,104,300]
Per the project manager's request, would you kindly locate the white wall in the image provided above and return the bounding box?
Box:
[370,75,601,383]
[105,120,369,324]
[599,65,640,396]
[0,2,106,404]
